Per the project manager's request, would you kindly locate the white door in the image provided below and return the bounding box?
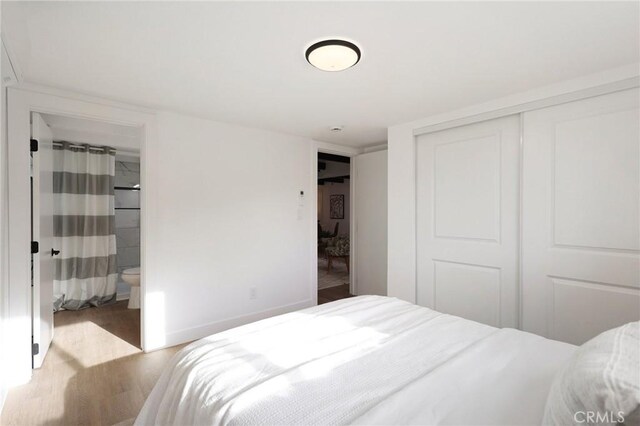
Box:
[416,115,520,328]
[354,150,388,296]
[522,89,640,345]
[31,112,55,368]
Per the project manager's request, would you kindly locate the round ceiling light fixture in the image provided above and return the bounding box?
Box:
[305,39,361,72]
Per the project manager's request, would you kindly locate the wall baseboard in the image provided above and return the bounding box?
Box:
[146,299,315,352]
[116,292,130,301]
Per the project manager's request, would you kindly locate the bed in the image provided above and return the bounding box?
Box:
[135,296,576,425]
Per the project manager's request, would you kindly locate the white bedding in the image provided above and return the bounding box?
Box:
[135,296,576,425]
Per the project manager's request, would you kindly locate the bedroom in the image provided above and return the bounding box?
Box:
[0,1,638,425]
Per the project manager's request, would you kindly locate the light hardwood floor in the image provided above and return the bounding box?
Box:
[1,301,186,426]
[2,292,354,425]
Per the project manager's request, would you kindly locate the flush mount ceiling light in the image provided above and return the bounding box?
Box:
[305,39,361,72]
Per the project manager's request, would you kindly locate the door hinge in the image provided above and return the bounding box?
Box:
[31,241,39,254]
[32,342,39,356]
[30,138,38,152]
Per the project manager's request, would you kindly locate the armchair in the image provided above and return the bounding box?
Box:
[325,235,350,273]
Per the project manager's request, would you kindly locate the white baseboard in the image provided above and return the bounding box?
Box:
[145,299,315,352]
[116,292,130,301]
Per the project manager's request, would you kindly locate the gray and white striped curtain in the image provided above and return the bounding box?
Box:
[53,142,118,311]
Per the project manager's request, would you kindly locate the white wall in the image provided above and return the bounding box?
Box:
[0,34,16,412]
[144,112,316,349]
[318,182,350,236]
[2,86,320,386]
[0,62,8,415]
[387,123,417,303]
[354,150,387,296]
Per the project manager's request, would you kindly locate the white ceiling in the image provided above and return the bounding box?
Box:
[40,113,141,151]
[41,114,140,139]
[2,1,639,147]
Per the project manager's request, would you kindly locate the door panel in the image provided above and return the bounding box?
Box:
[522,88,640,344]
[354,150,388,296]
[434,134,500,241]
[553,109,639,250]
[433,260,501,327]
[416,115,520,328]
[551,278,639,345]
[31,112,55,368]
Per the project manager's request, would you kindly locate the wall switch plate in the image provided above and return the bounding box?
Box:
[249,286,257,299]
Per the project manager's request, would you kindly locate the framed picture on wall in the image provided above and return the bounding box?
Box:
[330,194,344,219]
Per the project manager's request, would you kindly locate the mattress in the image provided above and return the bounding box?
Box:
[135,296,576,425]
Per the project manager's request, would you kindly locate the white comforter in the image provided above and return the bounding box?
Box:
[135,296,575,425]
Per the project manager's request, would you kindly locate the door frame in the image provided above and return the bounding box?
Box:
[30,112,55,369]
[313,142,360,296]
[5,85,156,386]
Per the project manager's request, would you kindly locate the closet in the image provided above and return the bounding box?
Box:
[415,88,639,344]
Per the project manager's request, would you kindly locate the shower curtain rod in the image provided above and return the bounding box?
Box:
[52,141,139,154]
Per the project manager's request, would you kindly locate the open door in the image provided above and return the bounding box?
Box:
[31,112,55,368]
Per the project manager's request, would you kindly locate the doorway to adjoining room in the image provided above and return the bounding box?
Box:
[317,152,353,304]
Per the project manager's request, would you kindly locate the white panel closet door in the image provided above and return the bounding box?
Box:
[522,88,640,345]
[416,115,520,328]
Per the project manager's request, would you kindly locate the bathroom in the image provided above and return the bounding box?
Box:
[34,112,143,354]
[114,154,141,309]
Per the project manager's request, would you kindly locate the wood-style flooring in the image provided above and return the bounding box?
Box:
[1,301,186,426]
[317,256,349,290]
[318,284,354,304]
[3,288,353,425]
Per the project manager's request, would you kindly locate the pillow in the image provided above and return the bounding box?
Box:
[543,322,640,425]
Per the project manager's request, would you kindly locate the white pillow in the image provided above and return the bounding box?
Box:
[543,322,640,425]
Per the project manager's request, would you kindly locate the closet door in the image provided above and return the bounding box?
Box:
[522,89,640,345]
[416,115,520,328]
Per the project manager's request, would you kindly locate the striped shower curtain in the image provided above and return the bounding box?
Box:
[53,142,118,311]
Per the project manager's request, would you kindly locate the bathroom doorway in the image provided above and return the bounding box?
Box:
[5,87,155,384]
[31,112,143,367]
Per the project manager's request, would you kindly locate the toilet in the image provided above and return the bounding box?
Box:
[121,267,141,309]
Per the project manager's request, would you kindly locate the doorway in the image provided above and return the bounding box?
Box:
[317,152,353,304]
[6,87,155,386]
[30,112,143,368]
